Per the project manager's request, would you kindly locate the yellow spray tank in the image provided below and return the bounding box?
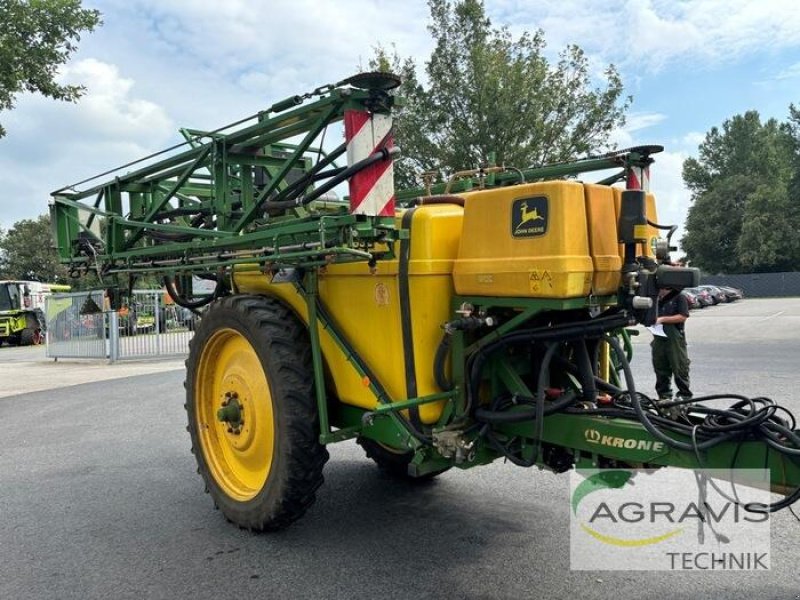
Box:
[453,182,594,298]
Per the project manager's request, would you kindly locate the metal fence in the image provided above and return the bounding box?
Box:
[115,290,195,361]
[45,290,107,359]
[702,272,800,298]
[46,290,196,362]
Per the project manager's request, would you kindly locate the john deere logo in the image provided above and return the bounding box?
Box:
[512,196,548,238]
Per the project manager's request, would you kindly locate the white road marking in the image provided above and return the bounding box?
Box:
[759,311,785,321]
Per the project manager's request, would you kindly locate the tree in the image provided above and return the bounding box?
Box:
[683,112,794,196]
[368,0,630,191]
[0,0,101,138]
[0,214,69,282]
[737,184,800,272]
[681,110,799,273]
[682,175,755,274]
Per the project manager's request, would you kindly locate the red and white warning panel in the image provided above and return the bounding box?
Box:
[626,165,650,191]
[344,110,395,216]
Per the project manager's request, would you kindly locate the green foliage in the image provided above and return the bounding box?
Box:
[682,175,754,274]
[786,104,800,196]
[0,214,69,282]
[0,0,101,138]
[367,0,629,191]
[682,110,800,273]
[738,184,800,272]
[368,47,436,190]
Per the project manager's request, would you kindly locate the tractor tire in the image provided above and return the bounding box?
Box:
[185,295,329,531]
[357,437,449,481]
[19,328,36,346]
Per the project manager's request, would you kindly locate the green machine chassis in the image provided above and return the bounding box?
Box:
[0,310,37,344]
[0,281,50,346]
[51,74,800,520]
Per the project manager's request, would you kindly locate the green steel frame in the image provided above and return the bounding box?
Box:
[394,146,662,200]
[51,79,399,280]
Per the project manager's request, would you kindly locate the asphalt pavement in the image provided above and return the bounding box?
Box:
[1,298,799,599]
[0,344,185,398]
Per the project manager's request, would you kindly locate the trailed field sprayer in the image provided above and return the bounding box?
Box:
[51,73,800,530]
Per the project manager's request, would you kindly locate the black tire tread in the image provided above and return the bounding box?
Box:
[19,328,36,346]
[185,294,329,531]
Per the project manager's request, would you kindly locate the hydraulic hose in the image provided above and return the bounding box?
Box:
[268,142,347,205]
[466,313,627,416]
[474,389,578,424]
[434,332,453,392]
[574,339,597,403]
[479,342,562,466]
[163,275,221,311]
[607,335,740,452]
[601,334,800,513]
[263,146,400,210]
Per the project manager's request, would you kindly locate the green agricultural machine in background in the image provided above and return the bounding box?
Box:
[51,73,800,531]
[0,280,70,346]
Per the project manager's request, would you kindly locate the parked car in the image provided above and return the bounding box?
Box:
[717,285,744,301]
[684,287,713,308]
[696,285,728,305]
[681,289,700,309]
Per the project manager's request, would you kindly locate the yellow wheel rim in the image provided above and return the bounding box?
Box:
[195,328,275,501]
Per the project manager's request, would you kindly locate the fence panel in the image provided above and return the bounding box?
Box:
[115,290,195,361]
[703,272,800,298]
[46,291,108,359]
[46,289,196,361]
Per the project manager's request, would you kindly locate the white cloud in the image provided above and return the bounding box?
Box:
[772,61,800,80]
[492,0,800,72]
[625,112,668,133]
[680,131,706,149]
[648,149,691,253]
[0,59,173,227]
[608,112,667,149]
[56,59,173,143]
[114,0,434,98]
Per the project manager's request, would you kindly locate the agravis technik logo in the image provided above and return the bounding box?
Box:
[569,468,771,571]
[572,470,683,547]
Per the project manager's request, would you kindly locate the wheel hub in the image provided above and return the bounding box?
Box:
[217,391,245,434]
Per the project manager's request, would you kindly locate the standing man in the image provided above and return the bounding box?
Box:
[651,287,692,401]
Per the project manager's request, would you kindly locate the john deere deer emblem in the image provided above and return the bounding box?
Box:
[511,196,548,238]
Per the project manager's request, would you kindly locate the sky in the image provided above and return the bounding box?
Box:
[1,0,800,251]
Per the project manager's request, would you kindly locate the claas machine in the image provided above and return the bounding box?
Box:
[50,73,800,530]
[0,280,70,346]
